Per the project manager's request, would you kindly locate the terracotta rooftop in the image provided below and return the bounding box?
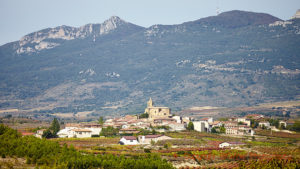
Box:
[123,136,137,140]
[21,132,35,136]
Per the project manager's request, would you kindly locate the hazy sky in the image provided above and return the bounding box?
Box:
[1,0,300,45]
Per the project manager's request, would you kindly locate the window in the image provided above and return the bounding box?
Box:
[130,140,133,142]
[159,108,162,112]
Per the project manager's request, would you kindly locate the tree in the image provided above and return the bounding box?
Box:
[220,126,226,133]
[98,116,104,125]
[50,118,60,136]
[187,122,194,131]
[100,126,118,137]
[139,113,149,119]
[268,119,279,128]
[211,127,217,133]
[42,129,54,138]
[250,119,259,128]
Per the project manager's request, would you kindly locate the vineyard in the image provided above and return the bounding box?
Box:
[1,123,300,168]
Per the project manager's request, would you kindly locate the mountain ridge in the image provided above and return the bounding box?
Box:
[14,16,144,54]
[0,10,299,117]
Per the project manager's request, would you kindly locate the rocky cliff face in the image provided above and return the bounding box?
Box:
[16,16,143,54]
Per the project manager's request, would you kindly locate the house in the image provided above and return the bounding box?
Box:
[219,142,230,148]
[168,123,185,131]
[210,121,223,128]
[193,121,206,132]
[259,121,271,129]
[246,114,264,120]
[119,136,139,145]
[219,142,245,148]
[57,128,74,138]
[72,129,92,138]
[138,135,172,144]
[182,117,191,124]
[57,122,102,138]
[236,118,251,126]
[201,117,213,123]
[226,128,238,135]
[279,121,287,128]
[172,116,182,123]
[153,118,176,126]
[35,129,46,138]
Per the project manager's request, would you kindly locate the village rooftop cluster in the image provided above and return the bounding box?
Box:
[34,98,295,147]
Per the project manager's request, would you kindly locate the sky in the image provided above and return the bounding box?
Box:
[0,0,300,45]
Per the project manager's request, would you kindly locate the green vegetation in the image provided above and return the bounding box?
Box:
[287,120,300,132]
[98,116,104,125]
[268,119,279,128]
[42,118,60,138]
[50,118,60,135]
[0,124,174,168]
[139,113,149,119]
[187,122,194,131]
[100,126,119,137]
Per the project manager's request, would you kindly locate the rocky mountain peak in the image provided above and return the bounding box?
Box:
[100,16,126,34]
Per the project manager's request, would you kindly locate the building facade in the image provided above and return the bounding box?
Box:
[144,98,170,119]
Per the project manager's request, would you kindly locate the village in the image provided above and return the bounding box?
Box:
[1,98,300,168]
[31,98,296,149]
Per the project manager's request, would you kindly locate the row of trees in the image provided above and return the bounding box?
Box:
[0,124,174,168]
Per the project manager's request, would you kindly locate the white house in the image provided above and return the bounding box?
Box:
[219,142,245,148]
[259,121,271,129]
[57,128,74,138]
[236,118,251,126]
[193,121,209,132]
[168,123,185,131]
[57,123,102,138]
[225,128,238,135]
[119,136,139,145]
[219,142,230,148]
[172,116,182,123]
[72,129,92,138]
[279,121,287,128]
[35,129,46,138]
[193,121,205,132]
[88,128,102,136]
[138,135,172,144]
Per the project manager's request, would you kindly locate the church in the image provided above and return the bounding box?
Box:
[144,98,171,119]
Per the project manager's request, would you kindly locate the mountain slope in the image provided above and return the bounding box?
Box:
[0,10,300,117]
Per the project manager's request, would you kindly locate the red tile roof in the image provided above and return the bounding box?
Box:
[123,136,137,140]
[21,132,35,136]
